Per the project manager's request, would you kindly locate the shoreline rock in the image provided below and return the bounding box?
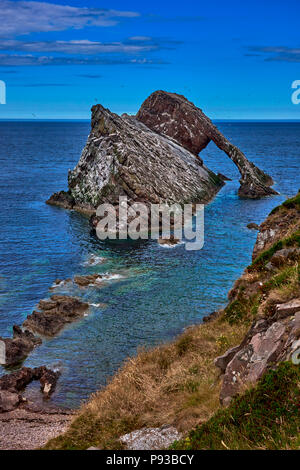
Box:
[0,325,42,367]
[0,366,60,412]
[23,295,89,337]
[217,306,300,406]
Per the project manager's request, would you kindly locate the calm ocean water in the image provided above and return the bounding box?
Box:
[0,121,299,408]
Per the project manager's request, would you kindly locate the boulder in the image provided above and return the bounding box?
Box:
[23,296,89,336]
[137,91,277,199]
[0,390,21,412]
[275,299,300,319]
[214,345,241,373]
[120,425,182,450]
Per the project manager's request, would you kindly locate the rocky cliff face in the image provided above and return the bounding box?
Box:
[48,101,224,213]
[215,192,300,405]
[137,91,277,199]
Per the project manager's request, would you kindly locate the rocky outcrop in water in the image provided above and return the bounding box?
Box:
[23,295,89,337]
[0,366,60,412]
[136,91,277,199]
[0,325,42,367]
[47,96,228,214]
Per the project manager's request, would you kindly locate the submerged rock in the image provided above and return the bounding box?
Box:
[23,295,89,336]
[137,91,277,199]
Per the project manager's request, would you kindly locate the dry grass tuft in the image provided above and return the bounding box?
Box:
[45,317,247,449]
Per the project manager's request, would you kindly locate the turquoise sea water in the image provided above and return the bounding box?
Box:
[0,121,299,408]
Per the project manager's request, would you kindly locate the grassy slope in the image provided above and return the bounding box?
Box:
[172,362,300,450]
[45,193,300,450]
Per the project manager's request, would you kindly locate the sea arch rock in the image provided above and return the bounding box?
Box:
[136,90,278,199]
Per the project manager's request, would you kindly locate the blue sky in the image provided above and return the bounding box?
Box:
[0,0,300,119]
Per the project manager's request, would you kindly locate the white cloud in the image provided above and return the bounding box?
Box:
[0,1,140,37]
[0,39,156,54]
[0,53,167,66]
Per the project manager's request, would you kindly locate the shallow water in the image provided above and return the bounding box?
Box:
[0,121,299,408]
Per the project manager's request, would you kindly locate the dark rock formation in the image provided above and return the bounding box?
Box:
[247,222,260,230]
[48,99,225,215]
[217,173,232,182]
[0,366,60,412]
[136,91,277,199]
[46,190,75,210]
[74,274,103,287]
[0,390,22,412]
[0,325,42,367]
[23,295,89,336]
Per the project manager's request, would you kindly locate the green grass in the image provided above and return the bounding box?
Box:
[270,191,300,215]
[249,230,300,271]
[171,362,300,450]
[223,293,260,325]
[262,264,300,293]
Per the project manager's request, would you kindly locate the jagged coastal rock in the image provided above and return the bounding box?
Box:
[23,295,89,337]
[216,310,300,406]
[137,91,277,199]
[0,325,42,367]
[48,90,277,219]
[0,366,60,412]
[48,99,225,214]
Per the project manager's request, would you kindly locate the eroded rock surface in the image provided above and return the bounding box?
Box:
[137,91,277,199]
[120,425,182,450]
[48,98,226,215]
[0,366,60,413]
[0,325,42,367]
[23,295,89,336]
[216,299,300,406]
